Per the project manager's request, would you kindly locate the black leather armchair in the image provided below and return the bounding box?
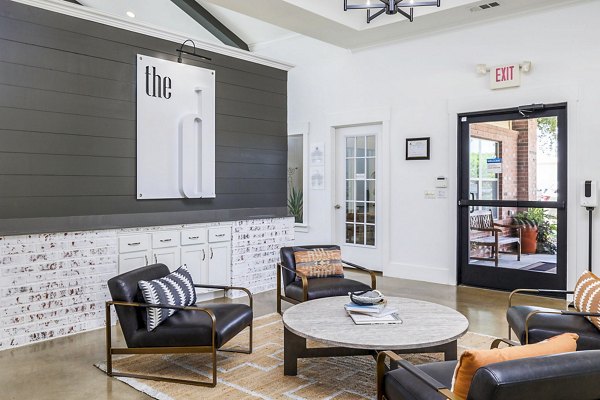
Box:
[377,350,600,400]
[277,245,377,314]
[506,289,600,349]
[106,264,253,387]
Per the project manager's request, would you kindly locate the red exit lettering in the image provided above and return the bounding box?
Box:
[495,65,515,82]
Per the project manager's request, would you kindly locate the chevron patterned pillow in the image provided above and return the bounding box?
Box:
[138,264,197,331]
[574,270,600,330]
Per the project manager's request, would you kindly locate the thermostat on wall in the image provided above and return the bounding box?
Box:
[435,176,448,188]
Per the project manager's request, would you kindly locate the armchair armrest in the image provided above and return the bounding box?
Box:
[376,351,462,400]
[193,284,253,309]
[508,289,574,308]
[524,309,600,344]
[277,262,309,301]
[342,260,377,289]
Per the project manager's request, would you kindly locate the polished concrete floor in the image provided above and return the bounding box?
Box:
[0,273,566,400]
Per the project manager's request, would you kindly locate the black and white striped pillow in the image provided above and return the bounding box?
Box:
[138,264,197,331]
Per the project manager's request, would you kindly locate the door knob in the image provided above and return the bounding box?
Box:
[335,204,341,209]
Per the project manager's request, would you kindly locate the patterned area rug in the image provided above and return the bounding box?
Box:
[95,313,496,400]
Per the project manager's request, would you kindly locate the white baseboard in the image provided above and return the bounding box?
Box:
[385,262,454,286]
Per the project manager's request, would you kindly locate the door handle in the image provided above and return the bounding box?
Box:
[144,255,148,265]
[334,204,341,209]
[154,254,157,264]
[202,248,206,261]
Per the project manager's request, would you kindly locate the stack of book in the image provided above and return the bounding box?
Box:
[344,302,402,325]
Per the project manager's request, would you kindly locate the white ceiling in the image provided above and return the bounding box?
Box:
[77,0,587,51]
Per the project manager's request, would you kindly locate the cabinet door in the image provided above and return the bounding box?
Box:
[208,242,230,286]
[181,245,208,285]
[152,247,181,271]
[118,251,150,274]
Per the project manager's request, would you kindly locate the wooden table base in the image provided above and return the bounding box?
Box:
[283,326,458,376]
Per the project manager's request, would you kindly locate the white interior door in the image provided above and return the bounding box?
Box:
[335,124,384,271]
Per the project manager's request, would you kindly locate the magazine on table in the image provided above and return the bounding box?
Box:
[348,310,403,325]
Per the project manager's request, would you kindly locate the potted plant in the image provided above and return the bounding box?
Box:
[512,209,558,255]
[513,212,538,254]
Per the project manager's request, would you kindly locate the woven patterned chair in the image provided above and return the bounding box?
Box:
[276,245,377,314]
[470,210,522,267]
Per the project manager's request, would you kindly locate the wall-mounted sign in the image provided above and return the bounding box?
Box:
[136,54,216,199]
[486,157,502,174]
[490,63,520,90]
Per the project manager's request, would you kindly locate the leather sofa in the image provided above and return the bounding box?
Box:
[377,350,600,400]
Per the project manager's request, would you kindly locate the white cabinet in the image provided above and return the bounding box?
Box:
[207,241,230,286]
[117,225,232,292]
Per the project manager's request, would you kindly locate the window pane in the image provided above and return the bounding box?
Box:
[346,159,355,179]
[366,225,375,246]
[346,137,355,157]
[356,181,365,201]
[356,202,365,223]
[367,181,375,202]
[356,136,365,157]
[367,158,375,179]
[356,157,365,176]
[366,136,376,157]
[356,224,365,245]
[346,180,355,201]
[367,203,375,224]
[346,224,355,244]
[346,202,355,223]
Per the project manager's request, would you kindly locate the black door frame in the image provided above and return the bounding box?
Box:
[457,103,568,292]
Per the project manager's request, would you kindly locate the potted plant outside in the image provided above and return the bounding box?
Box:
[512,212,538,254]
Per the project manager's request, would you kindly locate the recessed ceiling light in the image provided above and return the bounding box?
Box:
[126,11,135,18]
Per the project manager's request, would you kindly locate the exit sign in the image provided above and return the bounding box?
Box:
[490,63,521,90]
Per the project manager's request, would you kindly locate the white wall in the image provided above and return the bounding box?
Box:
[258,1,600,288]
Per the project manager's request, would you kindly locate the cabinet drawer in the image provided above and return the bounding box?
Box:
[181,228,207,246]
[152,231,180,248]
[119,234,150,253]
[208,226,231,243]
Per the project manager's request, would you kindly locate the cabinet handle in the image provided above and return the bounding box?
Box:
[210,248,213,259]
[188,236,199,240]
[144,255,148,265]
[215,233,226,237]
[128,242,141,246]
[159,239,172,243]
[154,254,158,263]
[202,248,206,261]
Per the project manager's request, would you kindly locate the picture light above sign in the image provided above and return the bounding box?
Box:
[137,54,216,200]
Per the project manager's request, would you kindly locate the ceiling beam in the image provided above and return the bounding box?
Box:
[170,0,249,51]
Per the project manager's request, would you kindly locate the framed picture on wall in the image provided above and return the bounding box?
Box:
[406,137,430,160]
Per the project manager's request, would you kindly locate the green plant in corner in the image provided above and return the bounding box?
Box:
[513,209,557,255]
[287,186,303,223]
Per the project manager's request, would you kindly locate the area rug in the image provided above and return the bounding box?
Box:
[522,262,557,273]
[95,313,497,400]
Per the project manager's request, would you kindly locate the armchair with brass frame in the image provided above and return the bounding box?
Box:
[106,264,253,387]
[276,245,377,314]
[506,288,600,350]
[376,349,600,400]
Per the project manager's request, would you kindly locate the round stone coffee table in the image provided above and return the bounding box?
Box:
[282,296,469,376]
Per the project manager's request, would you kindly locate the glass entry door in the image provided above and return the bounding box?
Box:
[457,104,567,291]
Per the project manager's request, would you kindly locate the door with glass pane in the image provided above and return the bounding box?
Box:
[335,124,383,270]
[458,104,567,291]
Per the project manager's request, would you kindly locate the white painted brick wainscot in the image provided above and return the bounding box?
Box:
[0,217,294,349]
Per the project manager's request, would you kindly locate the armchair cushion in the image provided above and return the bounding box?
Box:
[127,303,253,348]
[280,245,341,286]
[507,305,600,350]
[451,333,578,400]
[574,271,600,330]
[138,265,197,331]
[284,277,371,302]
[293,247,344,279]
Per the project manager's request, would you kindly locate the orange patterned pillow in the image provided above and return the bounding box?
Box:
[451,333,578,400]
[574,271,600,330]
[293,248,344,279]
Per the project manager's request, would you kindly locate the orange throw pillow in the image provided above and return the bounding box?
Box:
[451,333,578,399]
[573,271,600,330]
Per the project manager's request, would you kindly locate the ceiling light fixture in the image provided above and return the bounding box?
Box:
[176,39,212,63]
[126,10,135,18]
[344,0,441,23]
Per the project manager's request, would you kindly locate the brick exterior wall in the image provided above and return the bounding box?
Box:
[0,217,294,349]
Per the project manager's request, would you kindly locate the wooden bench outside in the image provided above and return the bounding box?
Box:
[470,210,522,267]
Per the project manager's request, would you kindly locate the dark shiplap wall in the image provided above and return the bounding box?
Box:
[0,0,288,235]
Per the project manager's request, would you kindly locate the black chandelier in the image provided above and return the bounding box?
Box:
[344,0,441,23]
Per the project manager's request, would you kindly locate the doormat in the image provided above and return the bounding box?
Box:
[95,313,498,400]
[522,262,557,272]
